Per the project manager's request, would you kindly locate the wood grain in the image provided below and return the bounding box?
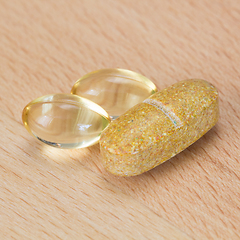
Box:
[0,111,191,239]
[0,0,240,239]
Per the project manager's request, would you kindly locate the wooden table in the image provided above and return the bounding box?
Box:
[1,1,239,239]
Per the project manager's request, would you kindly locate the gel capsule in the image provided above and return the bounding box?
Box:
[100,79,219,176]
[71,68,157,120]
[22,94,110,148]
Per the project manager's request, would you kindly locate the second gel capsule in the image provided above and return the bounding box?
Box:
[71,69,157,120]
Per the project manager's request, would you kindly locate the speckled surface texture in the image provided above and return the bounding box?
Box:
[100,79,219,176]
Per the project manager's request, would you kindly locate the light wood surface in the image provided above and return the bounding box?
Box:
[0,0,240,239]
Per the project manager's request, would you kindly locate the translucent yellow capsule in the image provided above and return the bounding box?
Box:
[100,79,219,176]
[22,94,110,149]
[71,69,157,120]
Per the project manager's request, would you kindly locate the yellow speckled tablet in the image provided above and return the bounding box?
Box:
[100,79,219,176]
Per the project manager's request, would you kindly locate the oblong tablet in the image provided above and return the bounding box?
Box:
[100,79,219,176]
[71,68,157,120]
[22,94,110,148]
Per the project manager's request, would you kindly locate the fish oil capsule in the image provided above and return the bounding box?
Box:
[100,79,219,176]
[22,94,110,149]
[71,68,157,120]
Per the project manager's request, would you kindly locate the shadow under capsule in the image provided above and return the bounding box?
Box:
[22,122,220,190]
[23,136,90,166]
